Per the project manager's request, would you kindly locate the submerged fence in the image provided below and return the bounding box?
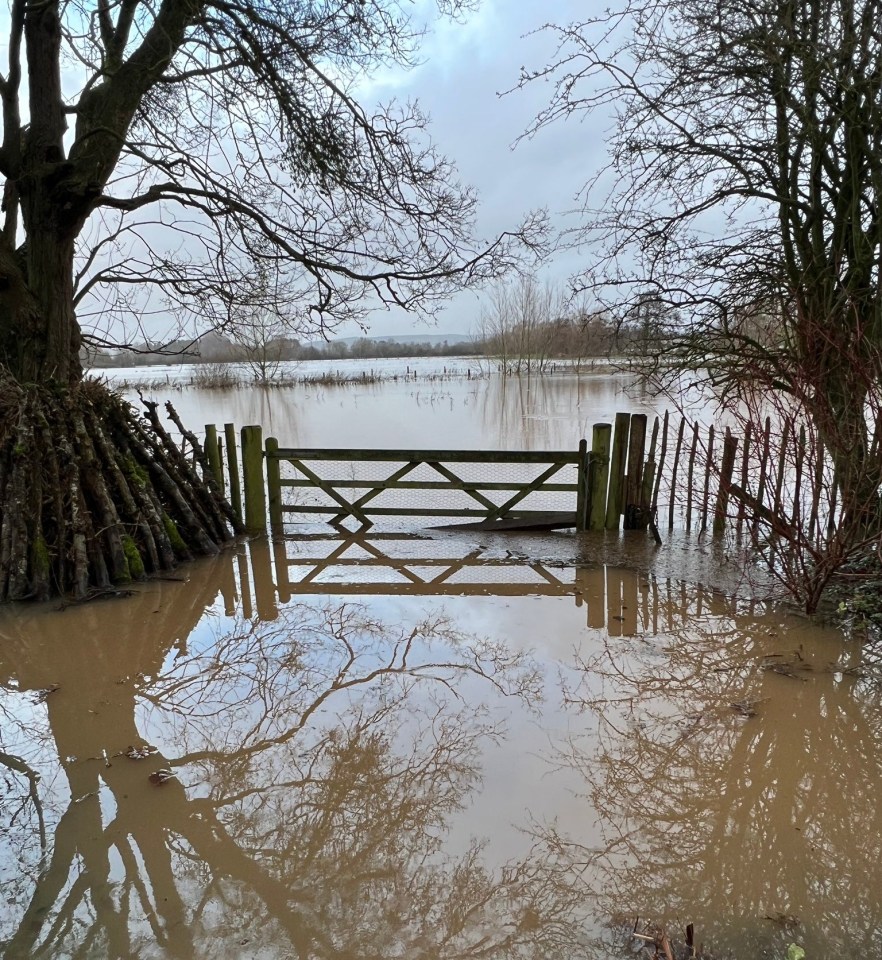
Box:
[198,411,841,541]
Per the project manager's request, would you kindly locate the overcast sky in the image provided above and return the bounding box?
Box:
[347,1,603,340]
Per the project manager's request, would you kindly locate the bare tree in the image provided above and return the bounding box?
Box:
[0,0,543,600]
[520,0,882,519]
[478,277,565,374]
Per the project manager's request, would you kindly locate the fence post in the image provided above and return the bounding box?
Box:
[624,413,648,529]
[605,413,631,530]
[713,428,739,534]
[575,439,589,531]
[266,436,284,537]
[204,424,224,492]
[241,425,266,535]
[589,423,612,531]
[224,423,243,525]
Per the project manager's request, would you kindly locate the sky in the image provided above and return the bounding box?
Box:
[343,1,603,340]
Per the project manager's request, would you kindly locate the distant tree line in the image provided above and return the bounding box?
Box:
[86,333,477,369]
[87,279,669,373]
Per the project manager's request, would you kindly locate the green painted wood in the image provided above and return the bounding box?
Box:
[589,423,612,531]
[265,437,284,536]
[224,423,243,525]
[241,425,266,535]
[713,427,738,534]
[605,412,631,530]
[575,438,589,531]
[204,424,224,493]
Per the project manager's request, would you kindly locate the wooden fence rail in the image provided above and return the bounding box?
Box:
[201,412,840,542]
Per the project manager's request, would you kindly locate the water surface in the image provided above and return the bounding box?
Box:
[0,367,878,959]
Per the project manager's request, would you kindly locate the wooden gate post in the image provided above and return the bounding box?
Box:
[241,425,266,535]
[624,413,647,529]
[224,423,243,525]
[576,438,590,531]
[589,423,612,531]
[265,437,284,537]
[605,412,631,530]
[204,424,224,491]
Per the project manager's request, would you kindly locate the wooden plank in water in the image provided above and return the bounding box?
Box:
[772,418,792,521]
[576,438,589,531]
[791,424,806,528]
[224,423,243,525]
[241,425,266,535]
[266,437,284,536]
[431,512,578,532]
[272,447,581,464]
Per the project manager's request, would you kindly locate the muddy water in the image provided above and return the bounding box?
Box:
[1,369,880,959]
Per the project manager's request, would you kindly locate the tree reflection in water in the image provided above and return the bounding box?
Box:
[545,599,882,958]
[3,546,881,959]
[0,549,589,960]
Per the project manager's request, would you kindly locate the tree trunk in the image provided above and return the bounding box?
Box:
[20,227,82,383]
[0,216,241,601]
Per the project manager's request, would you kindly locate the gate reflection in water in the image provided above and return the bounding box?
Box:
[259,530,752,638]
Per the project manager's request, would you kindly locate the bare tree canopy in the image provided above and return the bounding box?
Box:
[521,0,882,453]
[0,0,547,601]
[0,0,543,382]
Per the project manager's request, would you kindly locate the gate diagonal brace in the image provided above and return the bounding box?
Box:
[329,460,420,525]
[485,462,567,521]
[426,461,501,514]
[289,458,372,527]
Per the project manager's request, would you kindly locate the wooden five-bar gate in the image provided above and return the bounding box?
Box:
[200,410,834,542]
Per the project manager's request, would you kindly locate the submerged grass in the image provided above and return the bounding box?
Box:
[113,364,490,392]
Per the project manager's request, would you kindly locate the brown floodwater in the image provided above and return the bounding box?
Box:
[1,369,880,959]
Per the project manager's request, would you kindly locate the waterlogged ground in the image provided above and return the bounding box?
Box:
[1,365,880,959]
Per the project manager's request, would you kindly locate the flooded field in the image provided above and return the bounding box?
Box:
[1,365,880,959]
